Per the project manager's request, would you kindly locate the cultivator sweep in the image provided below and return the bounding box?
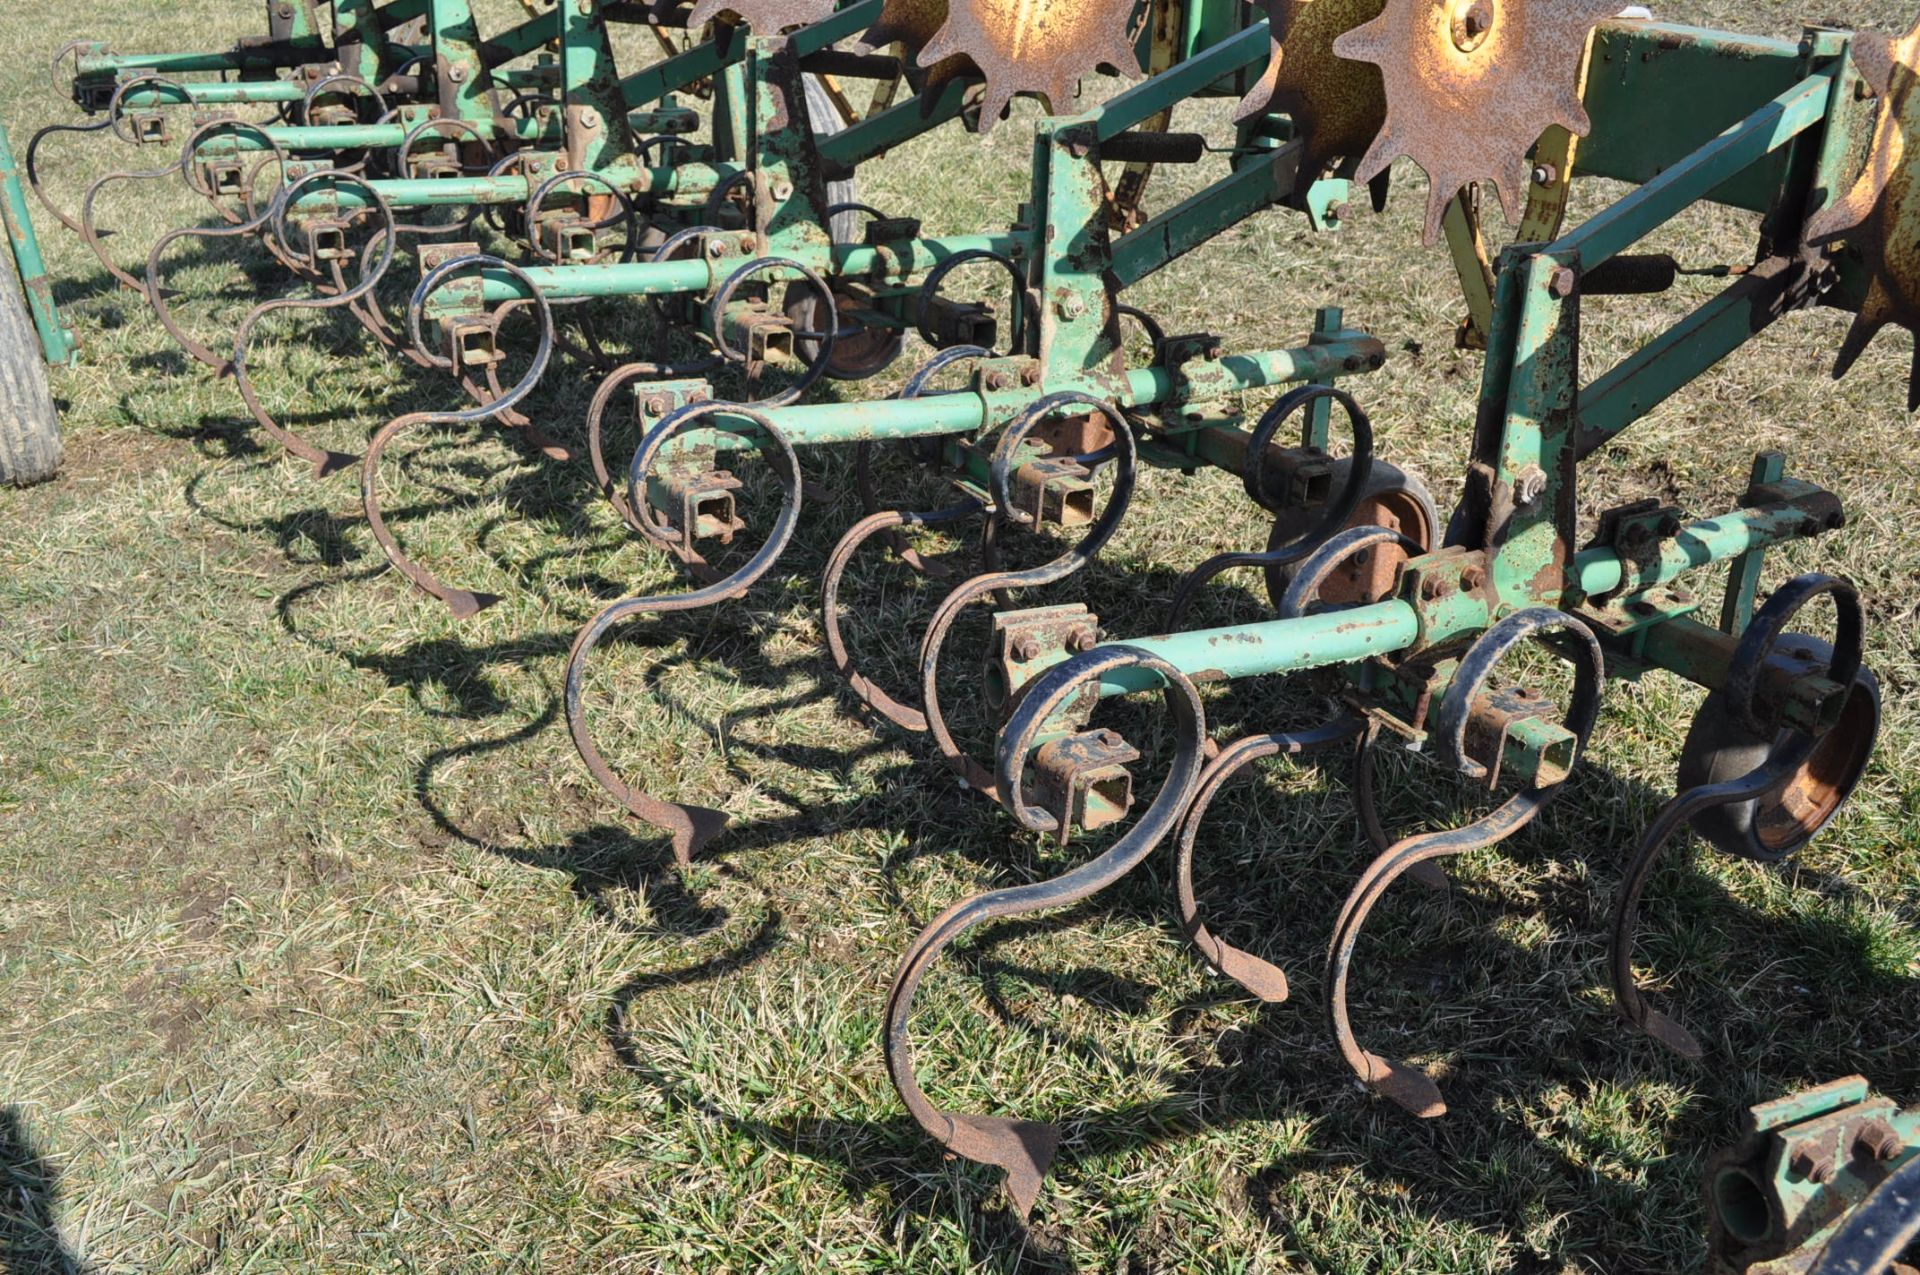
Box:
[21,0,1920,1244]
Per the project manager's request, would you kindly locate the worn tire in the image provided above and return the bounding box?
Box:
[1676,635,1881,863]
[1263,459,1439,611]
[0,257,60,487]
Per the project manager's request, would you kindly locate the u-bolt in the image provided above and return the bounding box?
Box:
[1609,572,1864,1060]
[1324,608,1605,1117]
[228,171,399,477]
[821,344,995,732]
[564,402,806,865]
[1164,382,1376,631]
[916,391,1137,796]
[361,255,554,615]
[885,645,1207,1219]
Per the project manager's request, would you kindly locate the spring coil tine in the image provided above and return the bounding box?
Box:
[1608,573,1864,1060]
[1163,383,1377,631]
[565,402,807,864]
[884,646,1207,1219]
[77,75,199,298]
[1173,717,1368,1003]
[822,345,995,730]
[913,247,1026,356]
[703,255,841,407]
[1324,608,1605,1117]
[26,115,111,235]
[146,120,289,368]
[917,391,1138,796]
[361,255,555,612]
[525,169,642,270]
[1277,524,1423,619]
[228,171,400,476]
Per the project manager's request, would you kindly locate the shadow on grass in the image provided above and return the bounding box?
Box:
[0,1109,89,1275]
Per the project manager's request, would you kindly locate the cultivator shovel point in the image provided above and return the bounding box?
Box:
[1334,0,1622,242]
[1808,15,1920,407]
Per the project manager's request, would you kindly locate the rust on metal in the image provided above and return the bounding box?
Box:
[1807,19,1920,408]
[686,0,838,33]
[862,0,978,102]
[915,0,1144,128]
[1333,0,1620,242]
[1235,0,1389,178]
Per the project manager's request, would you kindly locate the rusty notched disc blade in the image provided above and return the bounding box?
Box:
[1333,0,1620,243]
[684,0,838,34]
[1807,19,1920,409]
[1235,0,1389,178]
[860,0,980,105]
[917,0,1144,128]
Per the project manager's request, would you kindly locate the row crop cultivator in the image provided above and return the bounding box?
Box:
[21,0,1920,1252]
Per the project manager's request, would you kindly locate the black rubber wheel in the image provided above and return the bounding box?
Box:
[1676,635,1881,863]
[786,75,905,381]
[1263,459,1439,611]
[0,258,60,487]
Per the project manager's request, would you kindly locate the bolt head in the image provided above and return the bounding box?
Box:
[1549,266,1578,298]
[1531,163,1558,188]
[1011,636,1041,662]
[1069,627,1098,653]
[644,396,669,416]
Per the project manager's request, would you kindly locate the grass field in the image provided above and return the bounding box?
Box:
[2,1,1918,1270]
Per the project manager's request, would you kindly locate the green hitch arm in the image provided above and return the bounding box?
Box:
[0,124,75,367]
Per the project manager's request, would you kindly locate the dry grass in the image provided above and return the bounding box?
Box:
[1,1,1917,1271]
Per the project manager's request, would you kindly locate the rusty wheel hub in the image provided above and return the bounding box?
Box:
[1332,0,1620,242]
[1236,0,1389,177]
[1807,19,1920,409]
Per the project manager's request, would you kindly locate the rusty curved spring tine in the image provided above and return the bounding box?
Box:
[339,231,434,367]
[1609,572,1864,1060]
[147,207,276,369]
[1325,607,1606,1117]
[565,401,807,865]
[26,116,112,235]
[705,256,841,408]
[850,344,993,575]
[1279,525,1423,619]
[525,169,643,267]
[230,173,402,476]
[886,645,1207,1218]
[588,362,685,533]
[1174,718,1366,1003]
[1164,383,1377,631]
[1114,303,1167,366]
[49,39,98,106]
[81,164,182,299]
[1352,723,1449,892]
[919,392,1139,797]
[362,256,555,613]
[145,121,292,367]
[912,247,1029,356]
[1605,745,1812,1063]
[822,501,984,733]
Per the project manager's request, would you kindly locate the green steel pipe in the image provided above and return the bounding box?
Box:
[1569,501,1834,599]
[121,81,309,106]
[1094,603,1423,696]
[77,49,314,77]
[470,232,1018,302]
